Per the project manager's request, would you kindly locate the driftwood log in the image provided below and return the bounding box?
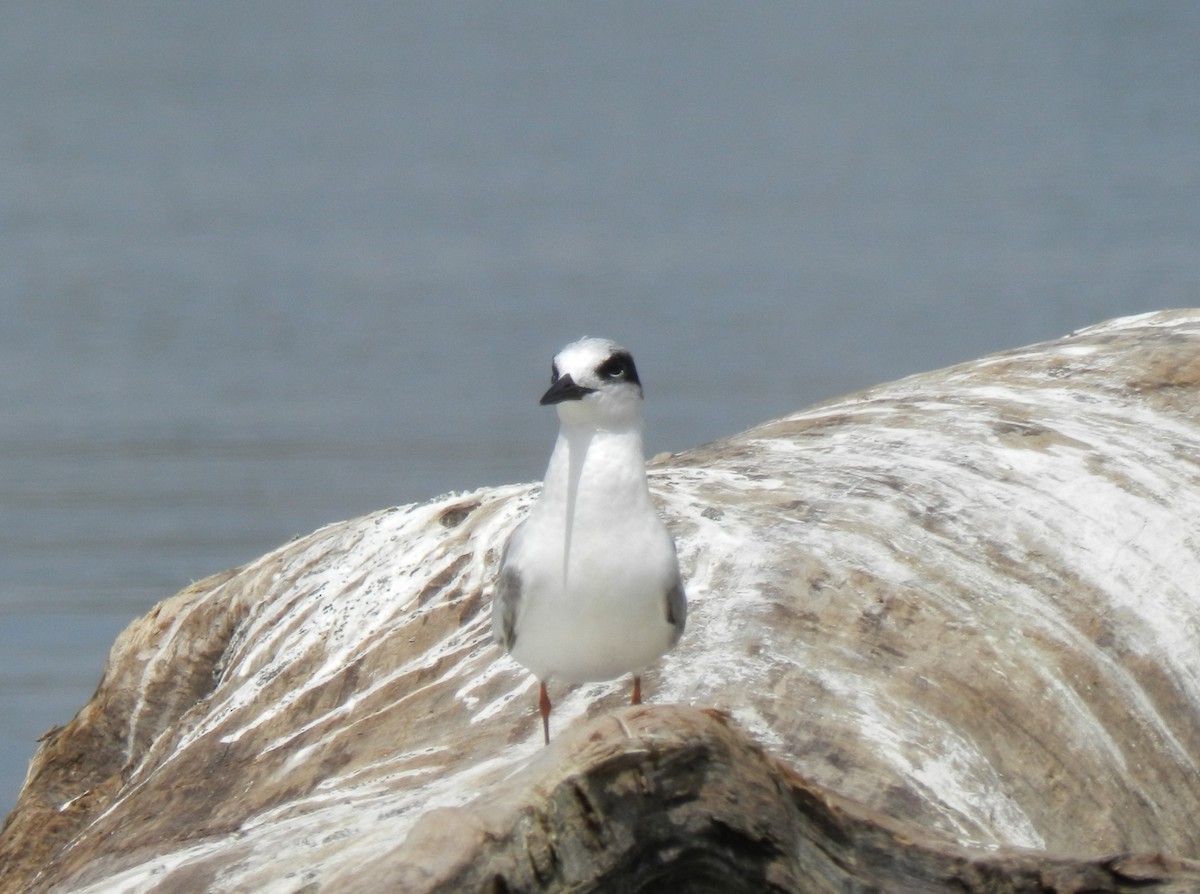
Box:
[2,310,1200,892]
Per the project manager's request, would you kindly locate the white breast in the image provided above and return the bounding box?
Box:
[507,506,679,683]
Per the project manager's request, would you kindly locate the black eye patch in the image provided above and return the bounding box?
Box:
[597,351,640,385]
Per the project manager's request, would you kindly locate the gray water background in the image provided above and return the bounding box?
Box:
[2,2,1198,816]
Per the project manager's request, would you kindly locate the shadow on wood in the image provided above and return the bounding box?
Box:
[365,706,1200,893]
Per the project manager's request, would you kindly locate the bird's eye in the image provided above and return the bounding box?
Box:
[550,364,560,384]
[598,357,627,379]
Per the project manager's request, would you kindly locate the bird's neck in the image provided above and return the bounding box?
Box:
[538,421,653,586]
[541,422,652,522]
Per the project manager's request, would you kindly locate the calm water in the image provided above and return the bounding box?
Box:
[2,2,1198,815]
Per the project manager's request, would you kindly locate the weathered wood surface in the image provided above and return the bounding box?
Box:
[350,707,1200,894]
[3,310,1200,892]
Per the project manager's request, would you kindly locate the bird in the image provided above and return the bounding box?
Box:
[493,337,687,744]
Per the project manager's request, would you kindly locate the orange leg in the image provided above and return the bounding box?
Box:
[631,675,642,705]
[539,681,552,745]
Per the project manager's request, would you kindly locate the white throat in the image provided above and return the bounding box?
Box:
[540,418,651,584]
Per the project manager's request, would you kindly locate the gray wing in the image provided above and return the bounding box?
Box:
[492,523,525,652]
[665,569,687,645]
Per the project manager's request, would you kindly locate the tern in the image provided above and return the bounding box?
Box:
[493,337,687,743]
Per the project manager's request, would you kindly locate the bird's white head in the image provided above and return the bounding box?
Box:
[540,337,644,431]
